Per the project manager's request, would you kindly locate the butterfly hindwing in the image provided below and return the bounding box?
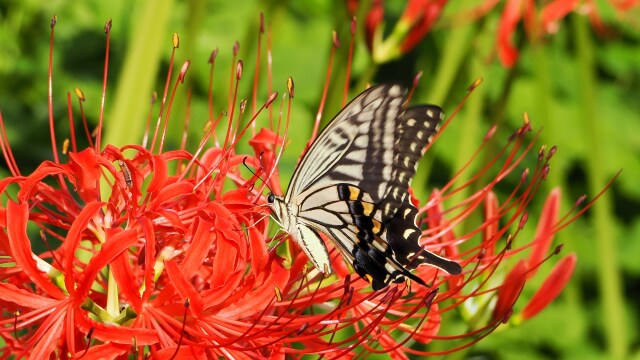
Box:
[380,105,442,218]
[333,183,461,290]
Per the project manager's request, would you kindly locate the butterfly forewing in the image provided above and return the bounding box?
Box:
[269,84,462,290]
[286,85,405,202]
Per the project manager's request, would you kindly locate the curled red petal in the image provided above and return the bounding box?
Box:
[110,251,143,310]
[181,218,216,279]
[75,311,159,345]
[215,258,289,319]
[527,188,560,277]
[151,345,207,360]
[77,342,128,359]
[497,0,523,67]
[482,191,499,264]
[492,260,528,322]
[29,305,67,360]
[521,253,577,320]
[62,201,105,293]
[149,182,195,209]
[248,127,282,151]
[140,216,157,302]
[197,148,224,179]
[540,0,579,33]
[210,229,243,279]
[165,259,204,314]
[75,228,139,302]
[400,0,447,53]
[6,200,66,299]
[16,162,71,203]
[0,281,58,309]
[365,0,384,51]
[0,177,19,202]
[147,154,169,195]
[247,219,268,276]
[68,148,102,203]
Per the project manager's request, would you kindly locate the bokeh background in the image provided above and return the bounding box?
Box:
[0,0,638,358]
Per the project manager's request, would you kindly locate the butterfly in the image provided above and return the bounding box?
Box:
[267,84,462,290]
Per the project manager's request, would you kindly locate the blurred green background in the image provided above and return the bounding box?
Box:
[0,0,638,358]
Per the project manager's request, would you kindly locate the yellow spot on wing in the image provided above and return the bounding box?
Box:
[372,219,382,235]
[364,274,373,283]
[362,202,374,216]
[349,186,360,201]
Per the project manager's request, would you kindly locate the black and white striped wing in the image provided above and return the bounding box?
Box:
[287,85,403,203]
[279,84,461,290]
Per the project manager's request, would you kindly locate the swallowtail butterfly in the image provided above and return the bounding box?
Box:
[267,84,462,290]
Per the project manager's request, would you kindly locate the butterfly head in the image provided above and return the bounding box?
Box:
[266,193,287,228]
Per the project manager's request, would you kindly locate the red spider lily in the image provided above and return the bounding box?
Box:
[356,0,640,67]
[462,0,640,67]
[0,15,609,359]
[362,0,448,63]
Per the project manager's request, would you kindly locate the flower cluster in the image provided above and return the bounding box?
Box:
[356,0,640,66]
[0,15,605,359]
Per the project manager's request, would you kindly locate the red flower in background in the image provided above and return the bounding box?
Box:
[356,0,640,67]
[488,0,639,66]
[0,15,608,359]
[362,0,448,63]
[400,0,448,53]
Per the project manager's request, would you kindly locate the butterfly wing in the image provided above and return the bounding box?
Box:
[286,84,405,202]
[283,84,461,289]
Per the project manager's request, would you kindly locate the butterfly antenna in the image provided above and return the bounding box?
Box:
[241,156,259,187]
[256,151,277,198]
[242,155,273,202]
[263,79,293,193]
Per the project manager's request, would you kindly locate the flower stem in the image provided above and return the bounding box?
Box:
[106,267,120,317]
[573,14,627,360]
[412,22,475,201]
[448,52,485,212]
[531,31,582,320]
[428,22,475,105]
[104,0,175,148]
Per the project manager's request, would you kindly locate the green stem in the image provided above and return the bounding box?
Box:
[104,0,175,148]
[106,267,120,317]
[412,23,475,201]
[427,23,475,106]
[573,14,627,360]
[447,53,485,212]
[531,31,585,331]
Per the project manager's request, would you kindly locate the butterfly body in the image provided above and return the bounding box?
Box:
[268,84,462,290]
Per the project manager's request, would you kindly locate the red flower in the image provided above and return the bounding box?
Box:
[490,0,640,66]
[399,0,448,53]
[0,15,606,358]
[362,0,448,63]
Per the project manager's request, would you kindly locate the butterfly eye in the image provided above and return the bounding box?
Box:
[267,194,275,203]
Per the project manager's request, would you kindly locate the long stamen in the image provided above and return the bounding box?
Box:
[95,19,112,152]
[149,33,179,153]
[308,31,339,146]
[158,60,190,154]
